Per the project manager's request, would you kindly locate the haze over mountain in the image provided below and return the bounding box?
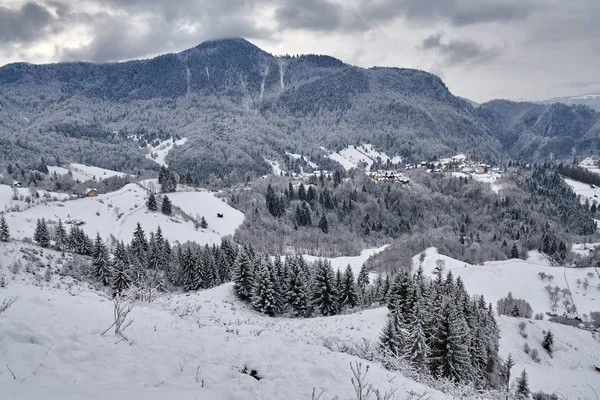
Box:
[1,38,599,182]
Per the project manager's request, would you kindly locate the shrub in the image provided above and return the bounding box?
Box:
[533,391,558,400]
[534,313,544,320]
[530,348,541,363]
[523,342,531,354]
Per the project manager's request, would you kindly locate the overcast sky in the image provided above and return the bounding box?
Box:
[0,0,598,102]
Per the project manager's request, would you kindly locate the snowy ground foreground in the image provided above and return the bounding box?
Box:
[302,244,389,282]
[451,172,502,194]
[414,248,599,318]
[326,144,402,171]
[0,252,446,400]
[146,138,188,167]
[3,182,243,246]
[564,178,600,205]
[48,164,131,183]
[0,185,70,212]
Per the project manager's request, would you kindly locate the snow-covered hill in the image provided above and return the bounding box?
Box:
[0,253,445,400]
[326,144,402,171]
[539,93,600,111]
[146,138,188,167]
[48,163,132,183]
[1,185,70,213]
[2,182,244,247]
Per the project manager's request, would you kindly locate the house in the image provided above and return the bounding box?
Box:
[12,180,22,188]
[85,188,98,197]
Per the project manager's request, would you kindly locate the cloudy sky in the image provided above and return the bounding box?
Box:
[0,0,598,102]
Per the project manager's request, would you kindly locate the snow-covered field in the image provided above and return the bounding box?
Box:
[303,245,389,282]
[452,172,502,193]
[48,164,131,183]
[286,152,318,169]
[3,182,244,247]
[414,248,599,317]
[0,245,445,400]
[146,138,188,167]
[0,184,71,212]
[326,144,401,171]
[564,178,600,205]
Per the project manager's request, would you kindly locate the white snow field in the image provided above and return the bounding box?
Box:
[326,144,402,171]
[48,163,132,182]
[564,178,600,205]
[0,247,446,400]
[0,184,71,212]
[3,182,244,246]
[414,248,599,317]
[452,172,503,194]
[303,244,389,282]
[146,137,188,167]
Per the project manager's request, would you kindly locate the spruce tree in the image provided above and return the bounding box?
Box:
[34,218,50,247]
[252,259,281,316]
[311,260,339,316]
[181,247,198,291]
[92,233,111,286]
[286,261,310,317]
[54,219,67,250]
[340,264,359,308]
[515,369,530,399]
[162,195,172,215]
[357,264,370,302]
[112,257,131,294]
[233,250,254,301]
[318,214,329,233]
[200,216,208,229]
[510,243,520,259]
[0,215,10,242]
[542,330,554,355]
[380,314,403,356]
[147,192,157,211]
[405,301,430,372]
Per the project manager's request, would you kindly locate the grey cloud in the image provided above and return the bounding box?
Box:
[420,33,500,66]
[274,0,366,33]
[0,2,55,43]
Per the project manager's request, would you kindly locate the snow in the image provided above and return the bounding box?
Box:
[452,172,503,194]
[326,144,401,171]
[0,247,446,400]
[285,152,318,169]
[564,178,600,204]
[302,245,389,283]
[265,159,284,176]
[0,184,70,212]
[413,248,599,317]
[3,183,244,247]
[146,138,188,167]
[49,164,131,183]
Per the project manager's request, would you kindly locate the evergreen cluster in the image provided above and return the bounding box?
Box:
[380,266,502,388]
[496,292,533,318]
[158,166,177,193]
[0,215,9,242]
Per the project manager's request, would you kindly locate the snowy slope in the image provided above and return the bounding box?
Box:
[49,164,131,183]
[452,172,503,194]
[3,183,244,247]
[0,185,70,212]
[564,178,600,205]
[146,138,188,167]
[303,245,389,283]
[0,265,446,400]
[414,248,599,318]
[327,144,401,171]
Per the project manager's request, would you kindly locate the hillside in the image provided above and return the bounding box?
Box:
[540,94,600,111]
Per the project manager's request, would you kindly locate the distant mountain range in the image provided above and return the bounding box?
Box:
[538,94,600,111]
[1,38,599,181]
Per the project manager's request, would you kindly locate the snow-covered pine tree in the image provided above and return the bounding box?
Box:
[311,259,339,316]
[92,233,111,286]
[286,259,310,317]
[335,268,343,306]
[380,313,406,356]
[318,214,329,233]
[34,218,50,247]
[252,258,281,316]
[340,264,359,308]
[112,243,132,294]
[147,192,157,211]
[357,264,370,300]
[0,215,10,242]
[161,195,172,215]
[181,247,198,291]
[430,300,473,382]
[200,216,208,229]
[405,299,430,372]
[515,369,530,399]
[542,330,554,355]
[233,249,254,301]
[54,219,67,251]
[130,223,148,263]
[510,243,520,259]
[201,244,218,288]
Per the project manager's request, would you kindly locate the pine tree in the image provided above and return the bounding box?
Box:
[380,314,404,356]
[357,264,370,302]
[34,218,50,247]
[112,257,131,294]
[233,250,255,301]
[510,243,520,259]
[54,219,67,250]
[252,259,281,316]
[162,195,172,215]
[181,247,198,291]
[298,183,306,201]
[92,233,111,286]
[515,369,530,399]
[0,215,10,242]
[147,192,157,211]
[266,184,281,217]
[286,261,310,317]
[405,301,430,372]
[542,330,554,355]
[200,216,208,229]
[311,260,339,316]
[318,214,329,233]
[504,353,515,399]
[131,223,148,261]
[340,264,359,308]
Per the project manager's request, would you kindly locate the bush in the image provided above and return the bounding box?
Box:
[533,391,558,400]
[534,313,544,320]
[523,342,531,354]
[530,348,541,363]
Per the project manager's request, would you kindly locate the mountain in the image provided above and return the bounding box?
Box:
[1,37,599,182]
[475,100,600,160]
[539,93,600,111]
